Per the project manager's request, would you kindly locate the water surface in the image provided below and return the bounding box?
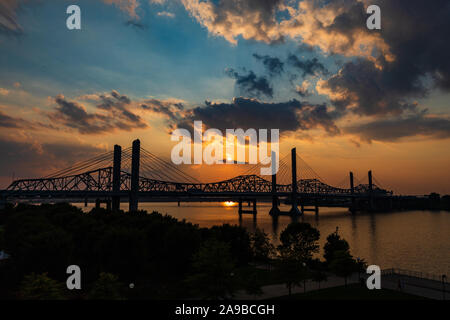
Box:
[76,202,450,276]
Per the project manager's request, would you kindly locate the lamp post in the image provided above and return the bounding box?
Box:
[357,257,361,285]
[442,274,447,300]
[302,262,306,293]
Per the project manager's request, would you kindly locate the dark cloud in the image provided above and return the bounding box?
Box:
[344,114,450,143]
[287,54,328,77]
[183,0,284,44]
[226,68,273,98]
[125,19,147,30]
[0,110,29,128]
[141,99,184,121]
[321,0,450,118]
[295,86,311,98]
[324,58,421,117]
[174,97,339,135]
[0,0,24,36]
[0,138,104,183]
[49,91,147,134]
[252,53,284,76]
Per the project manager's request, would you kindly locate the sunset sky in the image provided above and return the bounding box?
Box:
[0,0,449,195]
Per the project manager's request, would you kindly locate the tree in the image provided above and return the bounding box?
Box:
[18,273,66,300]
[250,228,275,264]
[88,272,123,300]
[311,269,328,289]
[185,239,236,299]
[278,222,320,263]
[277,223,319,296]
[329,250,358,286]
[277,258,308,296]
[323,228,350,266]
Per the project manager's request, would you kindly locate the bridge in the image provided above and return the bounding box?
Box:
[0,139,394,215]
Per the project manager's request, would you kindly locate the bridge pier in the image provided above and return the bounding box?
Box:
[129,139,140,212]
[238,198,257,216]
[269,166,280,216]
[368,170,374,212]
[289,148,302,216]
[349,171,356,214]
[112,144,122,212]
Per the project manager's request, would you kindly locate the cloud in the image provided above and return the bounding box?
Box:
[141,98,184,121]
[102,0,140,19]
[318,58,421,117]
[125,20,147,29]
[226,68,273,99]
[287,54,328,77]
[48,91,147,134]
[157,11,175,18]
[0,138,105,182]
[295,81,311,97]
[181,0,392,60]
[0,0,25,36]
[0,109,30,128]
[172,97,339,135]
[318,0,450,119]
[344,113,450,143]
[252,54,284,76]
[181,0,284,45]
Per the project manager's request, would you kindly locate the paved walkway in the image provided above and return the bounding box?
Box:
[381,274,449,300]
[234,272,449,300]
[234,273,360,300]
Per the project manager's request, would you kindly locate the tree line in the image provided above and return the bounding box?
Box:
[0,203,366,299]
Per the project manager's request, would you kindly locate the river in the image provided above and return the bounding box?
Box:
[76,202,450,276]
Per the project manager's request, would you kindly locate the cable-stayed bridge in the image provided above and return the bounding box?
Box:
[1,139,394,215]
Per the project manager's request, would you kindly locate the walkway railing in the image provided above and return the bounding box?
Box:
[382,268,448,284]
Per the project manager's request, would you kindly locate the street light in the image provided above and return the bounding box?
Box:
[442,274,447,300]
[302,262,307,293]
[356,257,362,286]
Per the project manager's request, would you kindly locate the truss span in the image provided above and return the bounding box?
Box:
[6,168,391,196]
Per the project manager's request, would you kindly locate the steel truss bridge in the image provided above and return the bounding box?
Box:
[1,139,393,215]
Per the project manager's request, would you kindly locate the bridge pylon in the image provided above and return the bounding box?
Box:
[112,144,122,212]
[269,153,280,216]
[368,170,374,211]
[289,148,302,216]
[349,171,356,214]
[129,139,140,212]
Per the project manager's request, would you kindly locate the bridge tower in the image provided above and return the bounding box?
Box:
[269,151,280,216]
[129,139,140,212]
[368,170,374,211]
[289,148,302,216]
[349,171,356,214]
[112,144,121,212]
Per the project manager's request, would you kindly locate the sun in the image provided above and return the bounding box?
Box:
[223,201,237,207]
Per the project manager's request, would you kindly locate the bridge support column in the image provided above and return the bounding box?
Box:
[238,198,257,215]
[129,139,140,213]
[349,171,356,214]
[289,148,302,216]
[315,204,319,216]
[95,198,100,209]
[269,167,280,216]
[368,170,374,212]
[112,144,122,213]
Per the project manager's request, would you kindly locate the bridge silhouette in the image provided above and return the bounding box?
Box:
[1,139,393,215]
